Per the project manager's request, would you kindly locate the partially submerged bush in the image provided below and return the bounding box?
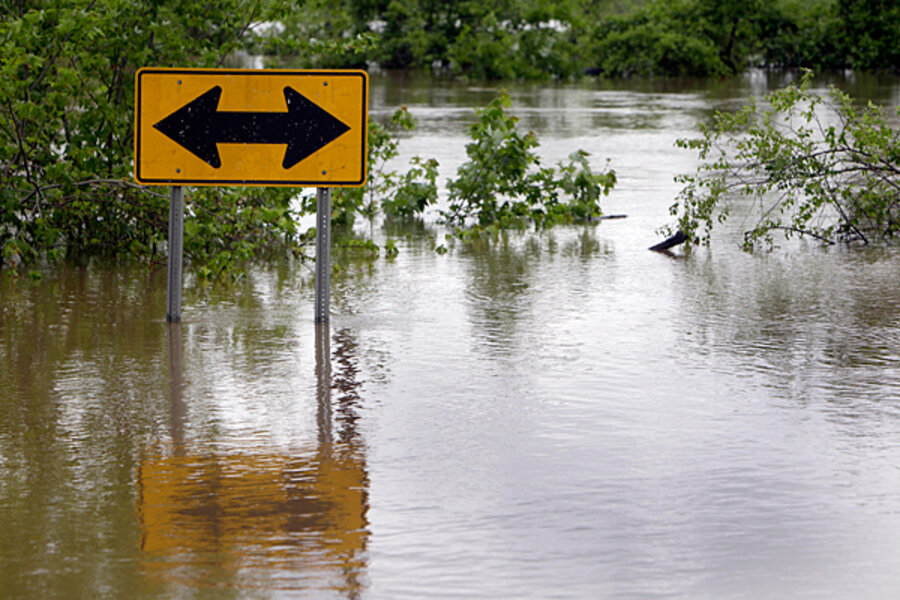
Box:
[443,93,616,238]
[668,71,900,249]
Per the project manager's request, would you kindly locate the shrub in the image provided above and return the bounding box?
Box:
[443,92,616,236]
[668,71,900,249]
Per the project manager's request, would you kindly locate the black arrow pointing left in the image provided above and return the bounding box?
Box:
[153,85,351,169]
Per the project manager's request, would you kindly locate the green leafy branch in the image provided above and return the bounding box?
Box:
[668,71,900,249]
[300,106,440,229]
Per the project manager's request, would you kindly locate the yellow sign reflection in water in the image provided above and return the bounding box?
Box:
[136,448,368,592]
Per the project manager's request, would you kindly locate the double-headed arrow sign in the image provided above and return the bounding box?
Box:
[135,69,368,186]
[153,85,350,170]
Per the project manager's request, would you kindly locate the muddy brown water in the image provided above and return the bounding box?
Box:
[2,70,900,599]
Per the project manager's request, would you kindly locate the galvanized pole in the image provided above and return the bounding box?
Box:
[166,186,184,323]
[315,187,331,323]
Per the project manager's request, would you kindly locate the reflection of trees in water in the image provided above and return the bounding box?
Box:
[460,228,607,355]
[0,265,176,599]
[673,248,900,404]
[140,325,370,597]
[332,328,364,448]
[462,235,539,353]
[381,215,435,244]
[1,264,167,434]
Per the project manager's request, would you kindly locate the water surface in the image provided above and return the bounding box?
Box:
[1,71,899,599]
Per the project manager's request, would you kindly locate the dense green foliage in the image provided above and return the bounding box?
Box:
[443,93,616,237]
[0,1,435,275]
[262,0,899,79]
[2,1,897,275]
[0,0,305,274]
[265,0,601,79]
[668,71,900,248]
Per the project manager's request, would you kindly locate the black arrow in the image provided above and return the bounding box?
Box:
[153,85,351,169]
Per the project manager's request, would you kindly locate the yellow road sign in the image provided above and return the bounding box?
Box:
[134,68,368,186]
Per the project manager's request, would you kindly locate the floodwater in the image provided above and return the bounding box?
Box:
[2,71,900,599]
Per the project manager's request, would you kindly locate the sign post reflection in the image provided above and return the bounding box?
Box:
[140,323,369,595]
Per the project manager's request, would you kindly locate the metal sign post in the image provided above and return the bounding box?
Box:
[315,187,332,323]
[135,67,367,323]
[166,186,184,323]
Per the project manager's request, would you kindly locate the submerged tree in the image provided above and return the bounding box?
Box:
[668,71,900,249]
